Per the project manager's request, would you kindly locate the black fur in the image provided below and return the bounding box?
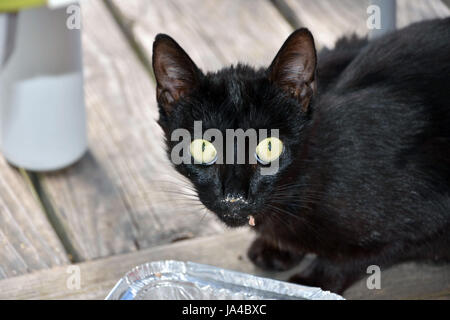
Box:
[152,18,450,294]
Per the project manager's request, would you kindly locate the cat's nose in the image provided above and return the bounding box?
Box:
[222,167,250,200]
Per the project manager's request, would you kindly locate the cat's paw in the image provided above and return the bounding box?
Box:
[247,237,304,271]
[289,272,347,295]
[288,258,351,294]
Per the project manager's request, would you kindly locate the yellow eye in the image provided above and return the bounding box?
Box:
[190,139,217,165]
[255,137,283,164]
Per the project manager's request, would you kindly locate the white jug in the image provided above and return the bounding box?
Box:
[0,4,86,171]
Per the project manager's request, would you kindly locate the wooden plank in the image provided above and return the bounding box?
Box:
[0,228,449,299]
[277,0,449,48]
[396,0,450,27]
[115,0,293,71]
[37,0,231,261]
[444,0,450,9]
[0,158,69,279]
[0,230,259,300]
[274,0,369,48]
[344,262,450,300]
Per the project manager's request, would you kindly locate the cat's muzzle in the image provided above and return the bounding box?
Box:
[217,194,253,227]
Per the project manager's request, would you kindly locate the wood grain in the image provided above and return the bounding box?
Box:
[443,0,450,9]
[344,262,450,300]
[0,228,448,300]
[396,0,450,27]
[0,230,258,300]
[276,0,369,48]
[0,158,69,279]
[116,0,293,72]
[277,0,449,48]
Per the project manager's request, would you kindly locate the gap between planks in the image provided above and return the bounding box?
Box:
[3,0,155,266]
[0,161,69,279]
[19,169,82,263]
[272,0,450,48]
[10,0,159,265]
[0,228,448,300]
[103,0,155,83]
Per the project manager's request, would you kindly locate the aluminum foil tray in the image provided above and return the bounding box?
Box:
[105,260,344,300]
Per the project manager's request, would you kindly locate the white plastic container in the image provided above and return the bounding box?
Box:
[0,4,86,171]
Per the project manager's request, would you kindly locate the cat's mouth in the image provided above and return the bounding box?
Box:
[217,212,257,228]
[200,194,260,227]
[219,213,248,227]
[248,215,256,226]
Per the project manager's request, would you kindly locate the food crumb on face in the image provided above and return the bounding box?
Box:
[248,215,256,227]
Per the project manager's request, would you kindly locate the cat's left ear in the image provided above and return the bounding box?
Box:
[152,34,201,115]
[268,28,317,112]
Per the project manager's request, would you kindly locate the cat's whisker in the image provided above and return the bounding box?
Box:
[156,191,199,198]
[274,184,326,194]
[141,178,198,190]
[265,204,327,246]
[265,208,298,234]
[270,195,338,213]
[265,203,302,220]
[199,207,211,224]
[128,193,200,203]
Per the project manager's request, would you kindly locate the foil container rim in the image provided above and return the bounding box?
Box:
[105,260,345,300]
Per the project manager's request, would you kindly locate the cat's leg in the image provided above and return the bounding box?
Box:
[288,256,376,294]
[291,235,450,294]
[247,236,305,271]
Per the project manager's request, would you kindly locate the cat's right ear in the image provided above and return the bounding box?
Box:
[152,34,201,115]
[268,28,317,113]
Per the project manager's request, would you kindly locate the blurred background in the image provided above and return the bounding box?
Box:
[0,0,449,299]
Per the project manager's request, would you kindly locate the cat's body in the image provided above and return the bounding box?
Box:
[252,19,450,291]
[153,18,450,293]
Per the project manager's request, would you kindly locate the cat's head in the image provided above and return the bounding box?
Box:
[152,29,317,227]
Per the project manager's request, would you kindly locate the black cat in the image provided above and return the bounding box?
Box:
[152,18,450,294]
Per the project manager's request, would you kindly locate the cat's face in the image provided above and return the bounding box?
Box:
[153,29,317,227]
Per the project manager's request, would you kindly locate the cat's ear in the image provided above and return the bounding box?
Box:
[152,34,201,115]
[268,28,317,112]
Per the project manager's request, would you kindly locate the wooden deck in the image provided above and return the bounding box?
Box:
[0,0,449,299]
